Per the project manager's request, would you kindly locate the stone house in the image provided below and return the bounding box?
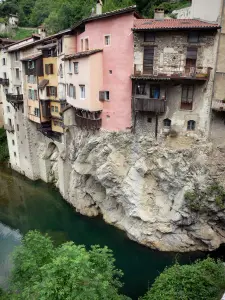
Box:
[132,12,220,139]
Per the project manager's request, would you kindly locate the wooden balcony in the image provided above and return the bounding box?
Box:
[0,78,9,86]
[4,124,14,133]
[75,114,102,130]
[37,121,52,133]
[212,100,225,112]
[134,98,166,113]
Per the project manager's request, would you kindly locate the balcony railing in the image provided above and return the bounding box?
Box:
[6,94,23,103]
[75,114,102,130]
[4,124,14,133]
[0,78,9,86]
[212,100,225,112]
[133,65,210,81]
[134,98,166,113]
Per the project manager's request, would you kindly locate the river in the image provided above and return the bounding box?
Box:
[0,165,224,299]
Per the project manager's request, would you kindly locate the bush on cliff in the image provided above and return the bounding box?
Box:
[9,231,130,300]
[0,128,9,162]
[141,257,225,300]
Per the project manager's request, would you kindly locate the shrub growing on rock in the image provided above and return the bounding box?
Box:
[141,258,225,300]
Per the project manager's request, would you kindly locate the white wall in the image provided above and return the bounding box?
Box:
[192,0,222,22]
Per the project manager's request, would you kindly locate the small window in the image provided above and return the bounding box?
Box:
[12,139,15,145]
[68,61,72,73]
[15,52,19,61]
[45,64,53,75]
[187,120,196,131]
[55,106,59,113]
[8,118,12,126]
[85,38,89,51]
[109,70,112,74]
[163,118,171,127]
[150,85,160,99]
[3,72,7,79]
[15,68,20,79]
[74,62,79,74]
[136,83,146,95]
[2,58,6,65]
[188,32,199,43]
[105,35,111,46]
[17,124,19,131]
[144,32,155,42]
[147,117,152,123]
[51,106,54,112]
[69,84,76,98]
[59,64,63,78]
[58,38,63,54]
[81,39,84,51]
[99,91,110,101]
[181,85,194,110]
[14,152,16,157]
[28,61,34,69]
[47,86,57,97]
[7,106,10,113]
[80,85,86,99]
[34,108,40,117]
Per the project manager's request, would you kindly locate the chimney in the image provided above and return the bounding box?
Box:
[38,25,46,39]
[154,8,164,20]
[96,0,103,15]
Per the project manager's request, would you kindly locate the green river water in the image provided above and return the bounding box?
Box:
[0,165,224,299]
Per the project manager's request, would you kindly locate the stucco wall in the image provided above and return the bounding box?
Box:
[77,13,135,130]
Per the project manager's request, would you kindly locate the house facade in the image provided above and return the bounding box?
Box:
[132,15,220,139]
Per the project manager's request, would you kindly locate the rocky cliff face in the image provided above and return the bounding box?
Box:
[44,129,225,252]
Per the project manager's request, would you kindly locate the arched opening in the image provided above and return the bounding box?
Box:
[187,120,196,131]
[163,118,171,127]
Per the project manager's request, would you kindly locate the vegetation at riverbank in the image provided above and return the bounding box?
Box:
[1,231,225,300]
[0,0,191,34]
[0,128,9,163]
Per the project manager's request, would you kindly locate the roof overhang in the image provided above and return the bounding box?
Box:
[62,49,103,60]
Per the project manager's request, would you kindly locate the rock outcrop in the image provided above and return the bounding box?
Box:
[41,129,225,252]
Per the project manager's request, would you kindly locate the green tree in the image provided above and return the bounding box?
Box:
[10,231,129,300]
[141,258,225,300]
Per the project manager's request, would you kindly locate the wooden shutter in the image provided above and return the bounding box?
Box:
[45,64,49,75]
[46,86,50,96]
[143,46,154,75]
[73,86,76,99]
[54,87,57,97]
[50,64,53,74]
[99,91,105,101]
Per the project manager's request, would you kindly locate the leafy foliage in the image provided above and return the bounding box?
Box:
[141,258,225,300]
[9,231,129,300]
[0,128,9,162]
[0,0,192,33]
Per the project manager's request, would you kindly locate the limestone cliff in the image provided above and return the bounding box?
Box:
[39,129,225,252]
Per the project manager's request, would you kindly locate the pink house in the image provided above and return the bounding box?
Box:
[64,5,140,131]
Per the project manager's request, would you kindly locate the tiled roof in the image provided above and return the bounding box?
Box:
[63,49,103,60]
[21,53,42,61]
[37,43,57,50]
[38,79,49,89]
[133,19,220,31]
[72,5,141,29]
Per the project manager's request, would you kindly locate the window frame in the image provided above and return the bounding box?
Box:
[74,62,79,74]
[188,31,199,44]
[181,85,194,110]
[144,32,155,42]
[15,68,20,79]
[80,85,86,99]
[187,120,196,131]
[104,35,111,46]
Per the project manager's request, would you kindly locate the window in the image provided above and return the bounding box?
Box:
[186,47,198,60]
[15,52,19,61]
[105,35,111,46]
[16,87,20,95]
[59,64,63,78]
[28,89,32,99]
[34,108,40,117]
[14,152,16,157]
[8,118,12,126]
[55,106,59,113]
[7,106,10,113]
[68,61,72,73]
[46,86,57,97]
[136,83,146,95]
[85,38,89,51]
[3,72,6,79]
[80,85,86,99]
[28,61,34,69]
[188,32,199,43]
[144,32,155,42]
[181,85,194,110]
[51,106,54,112]
[16,68,20,79]
[81,39,84,51]
[69,84,76,98]
[163,118,171,127]
[2,58,6,65]
[12,139,15,145]
[45,64,54,75]
[17,124,19,131]
[143,46,154,74]
[109,70,112,74]
[99,91,110,101]
[147,117,152,123]
[150,85,160,99]
[74,62,79,74]
[58,38,63,54]
[187,120,196,131]
[48,50,53,57]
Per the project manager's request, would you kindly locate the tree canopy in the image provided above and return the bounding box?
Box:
[0,0,191,33]
[141,257,225,300]
[7,231,129,300]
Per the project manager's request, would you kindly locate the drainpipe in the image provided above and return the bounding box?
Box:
[209,0,225,139]
[155,113,158,139]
